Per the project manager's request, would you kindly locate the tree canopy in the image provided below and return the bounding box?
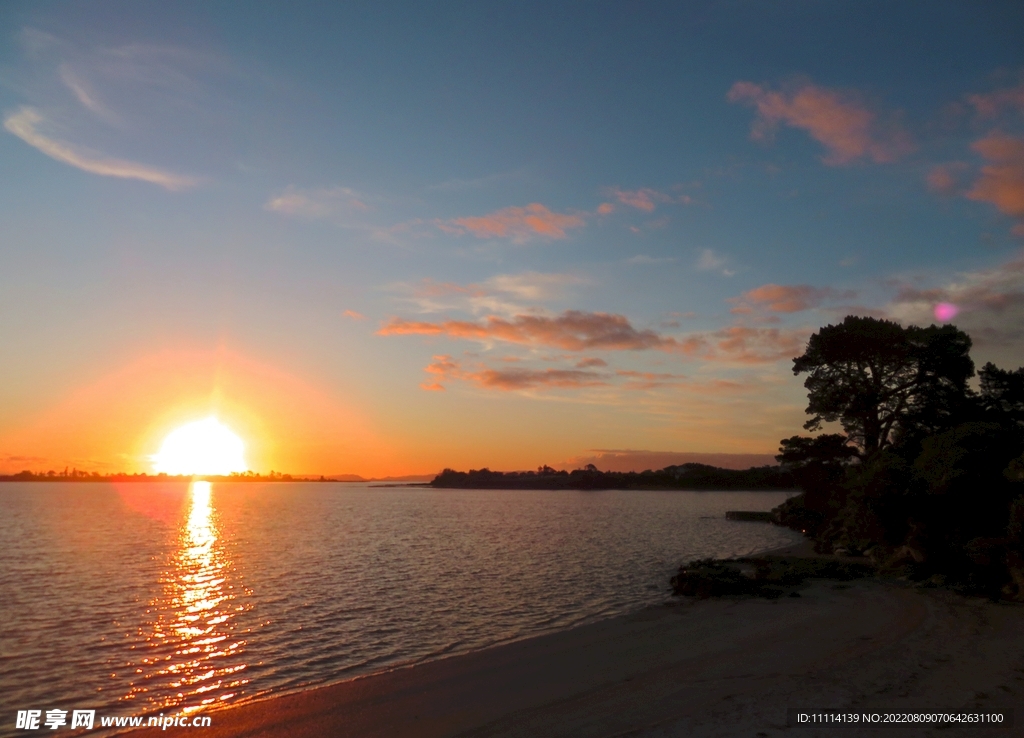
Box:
[792,316,974,456]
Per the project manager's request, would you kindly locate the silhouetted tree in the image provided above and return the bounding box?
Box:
[774,434,860,536]
[979,362,1024,426]
[793,317,974,456]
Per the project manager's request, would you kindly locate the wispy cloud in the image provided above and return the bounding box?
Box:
[342,310,366,320]
[695,248,734,276]
[438,203,585,242]
[265,186,369,218]
[727,80,912,165]
[3,106,198,189]
[609,187,673,212]
[927,162,969,195]
[397,278,505,316]
[687,325,808,365]
[419,356,692,393]
[393,272,585,316]
[885,252,1024,346]
[261,185,412,242]
[58,64,119,124]
[484,272,583,301]
[414,353,787,395]
[5,28,242,190]
[626,254,676,265]
[968,82,1024,119]
[426,168,528,192]
[614,369,689,390]
[867,250,1024,368]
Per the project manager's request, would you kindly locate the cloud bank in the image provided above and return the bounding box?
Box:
[380,310,806,365]
[379,311,673,352]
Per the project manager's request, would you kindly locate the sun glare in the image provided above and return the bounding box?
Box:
[153,417,247,476]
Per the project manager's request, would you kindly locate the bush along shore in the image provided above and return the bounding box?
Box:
[686,316,1024,602]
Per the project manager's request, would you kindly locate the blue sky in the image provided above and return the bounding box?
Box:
[2,1,1024,475]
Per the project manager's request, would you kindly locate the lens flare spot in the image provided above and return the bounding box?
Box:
[153,418,247,475]
[934,302,959,322]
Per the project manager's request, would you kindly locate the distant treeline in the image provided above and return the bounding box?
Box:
[0,470,326,482]
[430,463,796,490]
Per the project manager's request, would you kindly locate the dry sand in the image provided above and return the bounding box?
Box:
[128,566,1024,738]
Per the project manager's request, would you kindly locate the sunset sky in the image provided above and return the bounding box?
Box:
[2,1,1024,476]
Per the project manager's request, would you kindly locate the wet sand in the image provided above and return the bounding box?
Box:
[127,572,1024,738]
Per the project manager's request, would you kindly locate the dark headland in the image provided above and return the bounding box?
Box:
[429,462,795,490]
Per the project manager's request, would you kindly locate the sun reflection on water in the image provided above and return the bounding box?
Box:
[122,482,251,712]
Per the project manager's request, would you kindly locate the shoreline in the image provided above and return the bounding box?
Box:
[125,537,1024,737]
[124,578,1024,737]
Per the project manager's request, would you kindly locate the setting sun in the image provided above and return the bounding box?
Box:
[152,417,247,476]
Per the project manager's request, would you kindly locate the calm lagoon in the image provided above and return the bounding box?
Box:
[0,482,801,733]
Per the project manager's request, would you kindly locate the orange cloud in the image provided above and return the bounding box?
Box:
[439,203,585,241]
[597,202,616,215]
[342,309,366,320]
[610,187,672,212]
[727,80,911,165]
[730,283,851,313]
[966,133,1024,219]
[379,311,674,352]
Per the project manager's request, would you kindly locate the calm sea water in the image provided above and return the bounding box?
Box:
[0,482,801,732]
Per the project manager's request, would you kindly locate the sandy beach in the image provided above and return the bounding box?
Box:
[126,555,1024,738]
